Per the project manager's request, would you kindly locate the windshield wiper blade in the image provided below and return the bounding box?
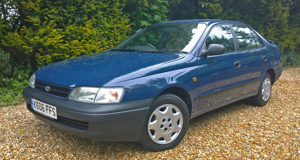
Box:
[160,49,188,54]
[111,48,188,54]
[111,48,142,52]
[111,49,165,53]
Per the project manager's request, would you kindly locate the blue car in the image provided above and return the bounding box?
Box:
[23,19,282,151]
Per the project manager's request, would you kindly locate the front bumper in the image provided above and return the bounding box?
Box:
[23,87,153,141]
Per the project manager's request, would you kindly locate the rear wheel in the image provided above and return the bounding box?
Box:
[250,73,272,106]
[140,94,189,151]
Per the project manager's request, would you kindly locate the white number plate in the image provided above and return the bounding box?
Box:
[31,98,57,119]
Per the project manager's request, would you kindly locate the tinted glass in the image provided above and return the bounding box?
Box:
[113,23,207,53]
[232,25,257,51]
[206,25,235,53]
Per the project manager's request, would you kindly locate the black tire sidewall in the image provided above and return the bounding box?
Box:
[251,73,272,106]
[139,94,189,151]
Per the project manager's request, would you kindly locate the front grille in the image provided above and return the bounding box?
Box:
[27,104,89,130]
[35,80,71,98]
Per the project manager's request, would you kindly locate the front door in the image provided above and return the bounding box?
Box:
[192,24,244,115]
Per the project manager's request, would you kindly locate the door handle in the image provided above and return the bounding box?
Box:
[262,56,267,61]
[234,61,241,68]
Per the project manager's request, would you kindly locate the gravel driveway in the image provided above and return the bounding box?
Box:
[1,68,300,159]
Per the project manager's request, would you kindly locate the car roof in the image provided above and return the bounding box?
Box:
[156,19,250,27]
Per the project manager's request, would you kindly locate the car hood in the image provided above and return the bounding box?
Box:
[35,50,185,87]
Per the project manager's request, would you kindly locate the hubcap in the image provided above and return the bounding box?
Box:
[148,104,183,144]
[262,77,271,101]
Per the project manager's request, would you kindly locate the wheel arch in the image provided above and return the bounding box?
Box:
[157,86,192,118]
[266,68,276,84]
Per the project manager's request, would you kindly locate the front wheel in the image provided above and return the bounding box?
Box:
[250,73,272,106]
[139,94,189,151]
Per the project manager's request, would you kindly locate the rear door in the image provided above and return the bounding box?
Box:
[231,25,268,95]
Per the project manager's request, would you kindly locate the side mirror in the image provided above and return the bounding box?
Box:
[267,40,276,44]
[201,44,225,57]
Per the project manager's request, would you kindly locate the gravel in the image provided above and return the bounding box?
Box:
[1,67,300,159]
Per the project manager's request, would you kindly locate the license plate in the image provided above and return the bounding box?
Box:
[30,98,57,119]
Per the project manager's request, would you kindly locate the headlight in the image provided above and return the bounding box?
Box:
[69,87,124,103]
[29,74,35,88]
[95,88,124,103]
[69,87,99,103]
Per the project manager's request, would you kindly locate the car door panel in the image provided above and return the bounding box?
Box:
[193,55,243,112]
[232,25,268,95]
[192,24,244,114]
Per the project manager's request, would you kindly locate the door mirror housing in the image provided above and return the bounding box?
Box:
[267,40,276,44]
[201,44,225,57]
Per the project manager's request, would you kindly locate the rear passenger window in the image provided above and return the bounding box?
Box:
[232,25,257,51]
[251,31,264,48]
[206,25,235,53]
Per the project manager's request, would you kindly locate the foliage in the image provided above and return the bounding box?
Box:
[1,0,300,106]
[197,0,223,19]
[0,67,30,106]
[0,0,131,105]
[0,49,12,84]
[282,51,300,66]
[219,0,292,53]
[167,0,300,54]
[0,19,3,41]
[0,50,30,105]
[1,0,131,69]
[122,0,169,32]
[167,0,197,20]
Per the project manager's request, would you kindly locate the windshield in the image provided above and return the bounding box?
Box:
[112,23,207,53]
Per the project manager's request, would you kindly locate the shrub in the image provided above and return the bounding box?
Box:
[122,0,169,32]
[282,51,300,66]
[0,49,12,85]
[2,0,131,69]
[0,50,30,105]
[0,0,132,105]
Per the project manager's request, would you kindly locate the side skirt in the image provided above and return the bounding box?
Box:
[190,91,258,119]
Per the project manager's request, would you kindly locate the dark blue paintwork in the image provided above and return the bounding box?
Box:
[23,19,282,143]
[35,51,185,87]
[33,19,282,116]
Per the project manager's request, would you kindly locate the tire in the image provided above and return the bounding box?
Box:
[250,73,272,106]
[139,94,189,151]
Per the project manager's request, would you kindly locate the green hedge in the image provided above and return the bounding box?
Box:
[1,0,300,106]
[0,0,131,105]
[2,0,131,69]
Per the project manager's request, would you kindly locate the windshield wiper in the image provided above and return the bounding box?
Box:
[111,48,143,52]
[159,49,188,54]
[111,48,162,53]
[111,48,188,54]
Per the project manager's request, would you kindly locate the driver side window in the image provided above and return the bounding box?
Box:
[206,25,235,53]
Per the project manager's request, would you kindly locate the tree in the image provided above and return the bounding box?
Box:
[288,0,300,51]
[167,0,298,52]
[121,0,169,32]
